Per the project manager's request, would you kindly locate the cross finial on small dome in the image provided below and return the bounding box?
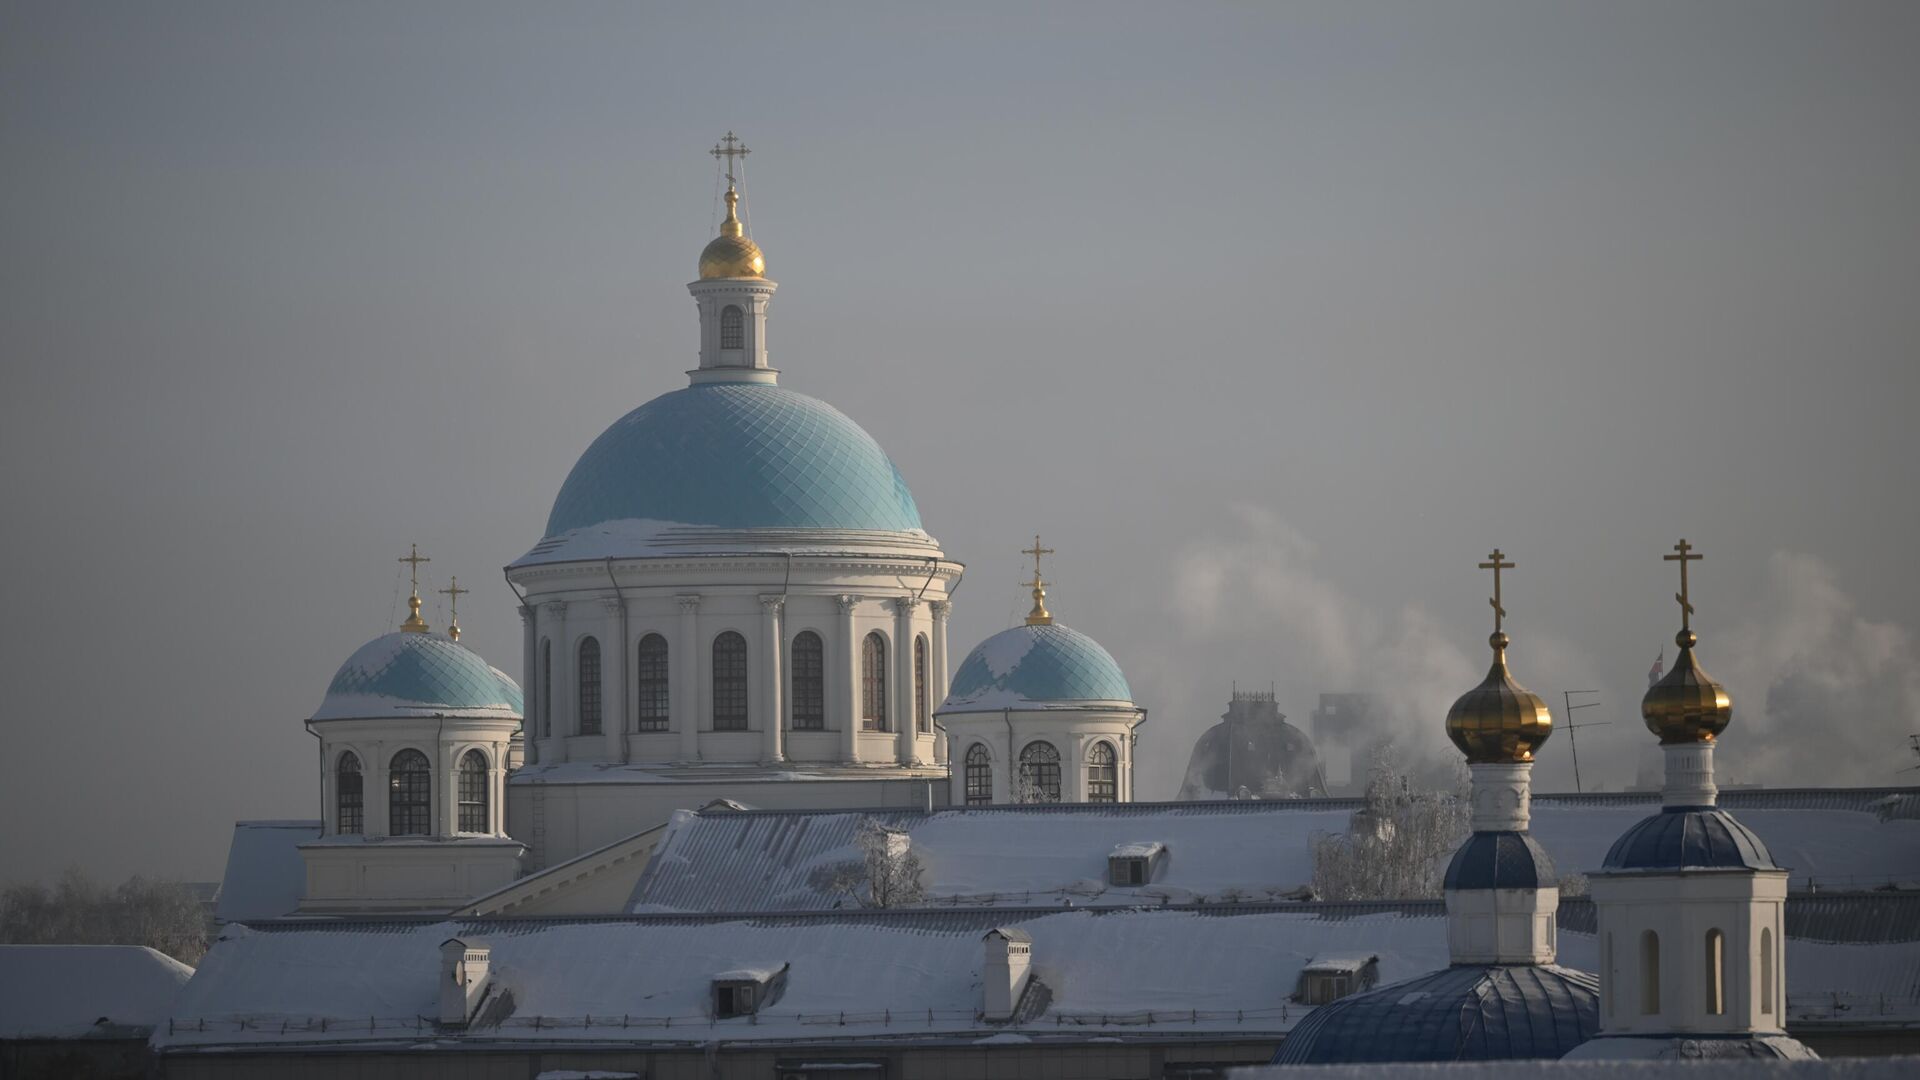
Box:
[1022,534,1055,626]
[439,576,469,641]
[398,543,430,633]
[1664,538,1703,634]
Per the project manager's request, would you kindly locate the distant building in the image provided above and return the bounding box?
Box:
[1178,688,1326,800]
[1307,693,1391,796]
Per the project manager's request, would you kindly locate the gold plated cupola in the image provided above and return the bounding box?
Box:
[1445,549,1554,763]
[698,132,765,280]
[1642,539,1733,744]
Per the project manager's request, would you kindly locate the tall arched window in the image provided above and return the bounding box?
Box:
[720,305,744,349]
[914,635,930,733]
[1087,742,1118,803]
[336,752,363,835]
[1705,928,1726,1015]
[1760,927,1775,1016]
[637,634,670,732]
[1640,930,1662,1015]
[540,639,552,737]
[577,637,602,736]
[861,632,888,731]
[1019,741,1062,804]
[388,749,432,837]
[457,750,489,833]
[712,631,749,730]
[791,631,825,730]
[965,744,993,805]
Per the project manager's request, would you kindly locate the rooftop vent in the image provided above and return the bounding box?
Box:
[438,938,493,1027]
[1109,841,1168,886]
[713,963,790,1019]
[1293,954,1380,1005]
[982,928,1034,1022]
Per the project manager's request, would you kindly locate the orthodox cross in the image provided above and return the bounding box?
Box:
[439,577,470,640]
[1478,548,1514,632]
[1022,535,1055,588]
[399,543,430,593]
[1664,538,1704,631]
[710,131,751,186]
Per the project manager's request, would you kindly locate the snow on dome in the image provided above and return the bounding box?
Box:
[531,383,923,561]
[313,632,523,721]
[940,623,1134,713]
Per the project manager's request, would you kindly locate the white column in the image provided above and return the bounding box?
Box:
[1663,742,1718,807]
[929,600,951,763]
[676,595,702,762]
[518,604,537,766]
[892,596,920,765]
[491,749,506,836]
[837,595,860,763]
[601,597,627,763]
[539,601,567,763]
[759,595,786,764]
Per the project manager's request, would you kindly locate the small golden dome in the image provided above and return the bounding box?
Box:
[1642,629,1732,744]
[1446,631,1554,763]
[698,186,764,280]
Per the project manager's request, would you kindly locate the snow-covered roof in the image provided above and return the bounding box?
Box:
[938,622,1135,713]
[313,631,521,722]
[1239,1057,1920,1079]
[627,791,1920,913]
[0,945,193,1039]
[214,820,319,923]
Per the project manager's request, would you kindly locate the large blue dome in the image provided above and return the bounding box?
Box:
[544,383,923,539]
[313,632,523,722]
[940,623,1134,713]
[1275,963,1600,1064]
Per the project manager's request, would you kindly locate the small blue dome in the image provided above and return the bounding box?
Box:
[1602,807,1778,872]
[1275,964,1600,1064]
[1445,831,1557,891]
[313,632,523,721]
[939,623,1134,713]
[543,383,922,539]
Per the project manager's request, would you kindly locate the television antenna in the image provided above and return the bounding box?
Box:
[1561,690,1609,793]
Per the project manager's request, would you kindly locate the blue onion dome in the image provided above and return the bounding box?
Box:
[1445,831,1558,891]
[521,383,926,565]
[312,632,523,722]
[1275,964,1599,1064]
[939,623,1134,714]
[1602,807,1777,872]
[1446,632,1554,764]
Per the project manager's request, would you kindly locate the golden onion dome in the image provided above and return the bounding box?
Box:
[1641,629,1732,744]
[1446,631,1554,763]
[698,185,765,280]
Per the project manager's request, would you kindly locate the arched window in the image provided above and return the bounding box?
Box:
[540,638,552,737]
[712,631,749,730]
[1640,930,1662,1015]
[1087,742,1118,803]
[1705,928,1726,1015]
[1019,741,1062,804]
[637,634,670,732]
[791,631,825,730]
[720,305,744,349]
[336,752,363,835]
[1760,927,1774,1016]
[388,749,432,836]
[577,637,602,736]
[914,635,930,733]
[964,744,993,805]
[861,632,888,731]
[457,750,489,833]
[1604,932,1615,1018]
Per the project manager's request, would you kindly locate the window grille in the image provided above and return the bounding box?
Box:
[861,632,888,731]
[1087,741,1118,803]
[1018,741,1061,804]
[388,749,432,836]
[336,752,363,835]
[457,750,488,833]
[720,305,744,349]
[637,634,670,731]
[791,631,825,730]
[712,631,749,730]
[914,635,930,733]
[577,637,602,736]
[964,744,993,805]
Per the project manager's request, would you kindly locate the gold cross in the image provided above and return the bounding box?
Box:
[398,543,430,592]
[439,577,469,618]
[1664,538,1704,630]
[710,131,751,186]
[1478,548,1515,632]
[1022,535,1055,584]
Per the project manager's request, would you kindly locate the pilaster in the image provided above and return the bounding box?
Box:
[601,596,628,763]
[676,595,702,761]
[539,601,567,762]
[892,596,920,765]
[929,599,951,762]
[837,595,860,763]
[518,605,537,766]
[759,595,786,764]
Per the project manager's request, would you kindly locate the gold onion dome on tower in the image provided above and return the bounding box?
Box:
[1641,539,1732,744]
[1443,549,1553,764]
[698,186,765,280]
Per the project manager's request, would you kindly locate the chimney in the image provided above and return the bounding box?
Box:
[439,938,492,1027]
[981,928,1033,1022]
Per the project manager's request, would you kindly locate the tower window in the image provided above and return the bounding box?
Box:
[1018,741,1061,804]
[578,636,602,736]
[1087,741,1118,803]
[336,752,363,835]
[637,633,670,731]
[1705,928,1726,1016]
[965,744,993,805]
[388,749,432,836]
[457,750,489,833]
[1761,926,1774,1016]
[914,635,930,733]
[1640,930,1661,1015]
[720,305,744,349]
[791,631,825,730]
[712,631,749,730]
[861,632,888,731]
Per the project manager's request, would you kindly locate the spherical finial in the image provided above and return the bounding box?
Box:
[1676,629,1697,649]
[1446,633,1552,764]
[1490,631,1510,650]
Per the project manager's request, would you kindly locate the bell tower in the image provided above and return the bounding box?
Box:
[688,132,778,385]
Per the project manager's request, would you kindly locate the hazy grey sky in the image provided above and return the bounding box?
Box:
[4,2,1917,885]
